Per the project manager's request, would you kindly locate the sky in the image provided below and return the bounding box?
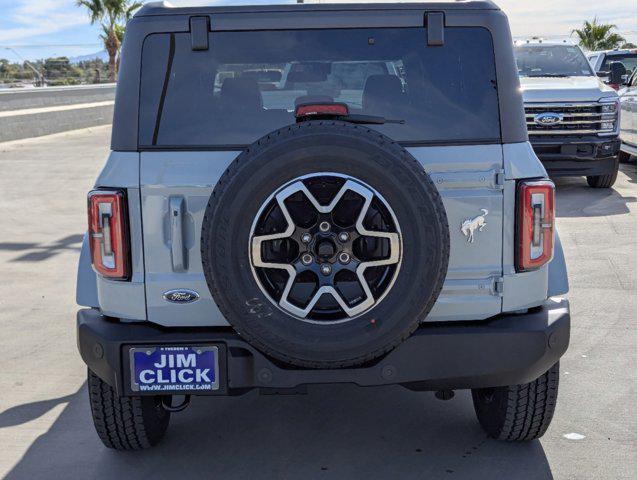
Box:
[0,0,636,61]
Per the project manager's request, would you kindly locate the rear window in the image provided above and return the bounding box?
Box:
[139,27,500,148]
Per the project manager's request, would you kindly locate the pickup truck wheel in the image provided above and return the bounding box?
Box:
[471,363,559,441]
[586,157,619,188]
[201,121,449,369]
[618,151,631,163]
[87,370,170,450]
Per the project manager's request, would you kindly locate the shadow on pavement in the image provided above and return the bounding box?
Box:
[620,160,637,185]
[5,383,553,480]
[554,171,637,218]
[0,393,77,428]
[0,234,83,262]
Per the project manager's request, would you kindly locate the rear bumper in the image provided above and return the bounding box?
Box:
[77,299,570,396]
[530,135,620,176]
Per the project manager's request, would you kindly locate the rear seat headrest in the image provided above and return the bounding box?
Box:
[362,75,405,115]
[220,77,263,111]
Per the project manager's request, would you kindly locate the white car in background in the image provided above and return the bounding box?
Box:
[619,71,637,161]
[588,48,637,88]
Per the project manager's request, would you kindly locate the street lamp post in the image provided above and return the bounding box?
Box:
[4,47,46,87]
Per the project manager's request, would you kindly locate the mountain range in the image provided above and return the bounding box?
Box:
[68,50,109,63]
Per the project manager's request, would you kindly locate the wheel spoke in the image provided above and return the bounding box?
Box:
[280,284,374,319]
[250,185,298,266]
[350,183,401,311]
[354,184,401,264]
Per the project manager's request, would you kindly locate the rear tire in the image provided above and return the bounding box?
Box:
[586,157,619,188]
[471,363,559,441]
[87,369,170,450]
[618,150,631,163]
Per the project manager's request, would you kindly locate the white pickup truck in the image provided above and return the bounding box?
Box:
[588,48,637,89]
[515,40,621,188]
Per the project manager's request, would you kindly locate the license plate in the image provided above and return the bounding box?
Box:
[129,346,219,393]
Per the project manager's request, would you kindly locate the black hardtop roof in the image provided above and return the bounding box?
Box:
[136,1,500,17]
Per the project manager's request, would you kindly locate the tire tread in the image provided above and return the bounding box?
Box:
[87,370,168,450]
[472,363,559,441]
[586,157,619,188]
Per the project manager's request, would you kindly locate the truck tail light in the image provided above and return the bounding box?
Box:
[516,180,555,272]
[87,189,130,279]
[295,102,349,119]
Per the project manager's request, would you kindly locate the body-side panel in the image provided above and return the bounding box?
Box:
[501,141,558,311]
[76,234,98,307]
[79,152,146,320]
[503,142,547,180]
[547,232,569,298]
[621,80,637,146]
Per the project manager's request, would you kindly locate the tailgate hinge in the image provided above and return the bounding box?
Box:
[425,12,445,46]
[492,277,505,296]
[190,16,210,51]
[494,170,505,190]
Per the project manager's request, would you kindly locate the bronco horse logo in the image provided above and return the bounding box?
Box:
[461,209,488,243]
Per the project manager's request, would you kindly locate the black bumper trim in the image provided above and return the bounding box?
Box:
[77,299,570,396]
[542,157,617,177]
[529,136,620,176]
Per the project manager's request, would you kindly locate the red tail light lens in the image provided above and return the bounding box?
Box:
[87,190,130,279]
[516,180,555,272]
[295,103,349,118]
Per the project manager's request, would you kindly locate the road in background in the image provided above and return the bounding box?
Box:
[0,127,635,479]
[0,85,115,142]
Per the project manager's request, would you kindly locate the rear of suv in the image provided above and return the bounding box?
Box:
[76,1,570,450]
[515,40,622,188]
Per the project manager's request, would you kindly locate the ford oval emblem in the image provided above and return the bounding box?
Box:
[534,112,563,126]
[163,289,200,304]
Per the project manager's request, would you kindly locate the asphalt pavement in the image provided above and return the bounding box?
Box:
[0,126,635,479]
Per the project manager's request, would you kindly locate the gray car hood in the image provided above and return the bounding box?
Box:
[520,76,617,103]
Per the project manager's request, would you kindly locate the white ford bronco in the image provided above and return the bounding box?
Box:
[76,1,570,450]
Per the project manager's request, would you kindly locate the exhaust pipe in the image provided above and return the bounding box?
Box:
[162,395,191,412]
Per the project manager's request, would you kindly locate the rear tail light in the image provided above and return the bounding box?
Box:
[87,189,130,279]
[516,180,555,272]
[295,102,349,119]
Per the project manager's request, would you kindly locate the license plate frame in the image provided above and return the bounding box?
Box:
[128,345,221,394]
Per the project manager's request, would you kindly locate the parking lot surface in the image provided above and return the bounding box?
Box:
[0,127,635,479]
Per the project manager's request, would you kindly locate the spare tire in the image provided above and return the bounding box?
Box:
[201,121,449,368]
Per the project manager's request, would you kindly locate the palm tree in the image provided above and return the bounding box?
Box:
[572,18,626,51]
[100,23,127,76]
[77,0,142,81]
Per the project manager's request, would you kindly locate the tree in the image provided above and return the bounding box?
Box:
[621,43,637,49]
[572,18,626,51]
[100,22,128,76]
[76,0,142,81]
